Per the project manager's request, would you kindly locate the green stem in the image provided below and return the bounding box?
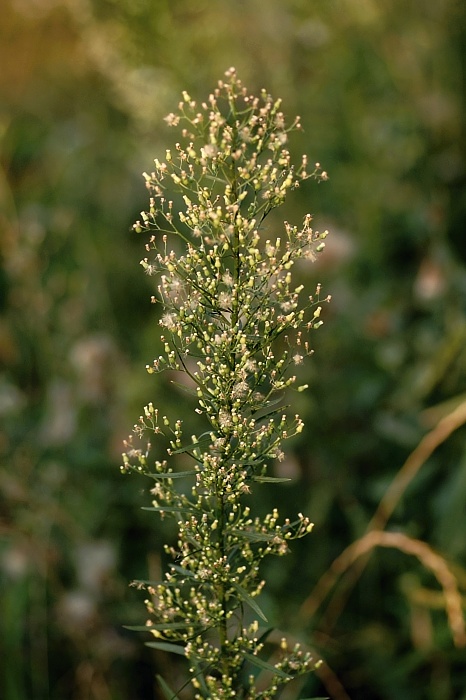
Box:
[217,477,229,677]
[217,115,241,681]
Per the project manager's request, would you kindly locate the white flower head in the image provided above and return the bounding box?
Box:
[222,271,234,286]
[160,313,177,330]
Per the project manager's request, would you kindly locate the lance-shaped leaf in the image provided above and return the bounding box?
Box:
[124,622,199,632]
[243,652,292,680]
[131,578,178,588]
[146,641,187,656]
[170,435,213,455]
[156,675,181,700]
[252,396,287,420]
[169,381,198,397]
[253,476,292,483]
[146,470,197,480]
[231,581,268,622]
[170,564,196,578]
[230,528,276,542]
[142,506,198,515]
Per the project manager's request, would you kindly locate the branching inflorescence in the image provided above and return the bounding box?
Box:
[122,67,331,699]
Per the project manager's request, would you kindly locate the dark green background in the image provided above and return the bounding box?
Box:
[1,1,466,698]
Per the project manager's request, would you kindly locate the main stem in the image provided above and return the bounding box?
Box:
[217,141,241,680]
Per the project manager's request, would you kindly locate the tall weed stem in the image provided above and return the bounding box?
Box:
[122,67,330,699]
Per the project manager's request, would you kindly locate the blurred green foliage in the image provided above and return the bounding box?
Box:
[1,1,465,698]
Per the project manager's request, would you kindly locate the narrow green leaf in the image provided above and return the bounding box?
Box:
[156,674,180,700]
[124,622,194,632]
[170,564,194,577]
[233,458,263,467]
[131,578,177,588]
[231,581,268,622]
[255,405,290,421]
[253,397,287,420]
[256,627,274,645]
[243,652,292,679]
[125,625,159,632]
[230,528,273,542]
[253,476,292,483]
[145,470,196,480]
[190,659,210,695]
[146,641,186,656]
[142,506,195,515]
[169,381,198,397]
[170,436,212,455]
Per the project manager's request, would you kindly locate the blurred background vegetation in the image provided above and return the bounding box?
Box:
[1,0,466,698]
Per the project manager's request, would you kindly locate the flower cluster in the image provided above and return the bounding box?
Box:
[123,68,330,699]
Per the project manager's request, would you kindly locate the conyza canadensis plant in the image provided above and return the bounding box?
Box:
[121,67,331,700]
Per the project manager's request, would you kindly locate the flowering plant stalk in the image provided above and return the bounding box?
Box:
[122,67,330,699]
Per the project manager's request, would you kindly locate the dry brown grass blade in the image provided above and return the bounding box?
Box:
[300,400,466,637]
[368,400,466,532]
[302,530,466,648]
[315,660,353,700]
